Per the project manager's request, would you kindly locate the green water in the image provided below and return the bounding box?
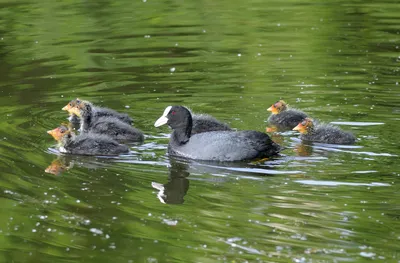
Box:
[1,0,399,262]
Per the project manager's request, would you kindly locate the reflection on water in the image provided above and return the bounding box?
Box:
[1,0,400,262]
[152,158,190,204]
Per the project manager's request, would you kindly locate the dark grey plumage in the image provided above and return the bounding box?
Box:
[87,116,144,142]
[191,113,232,135]
[300,123,356,145]
[68,106,133,127]
[78,101,144,142]
[168,130,280,161]
[93,107,133,125]
[155,106,280,161]
[57,128,129,156]
[63,133,129,155]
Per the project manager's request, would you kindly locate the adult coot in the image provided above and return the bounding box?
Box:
[63,99,144,142]
[267,100,307,132]
[154,106,280,161]
[293,118,356,145]
[63,98,133,126]
[47,125,130,156]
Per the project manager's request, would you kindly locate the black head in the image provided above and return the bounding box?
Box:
[154,105,192,130]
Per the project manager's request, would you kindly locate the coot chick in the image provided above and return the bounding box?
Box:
[47,125,130,156]
[63,98,133,125]
[154,106,280,161]
[293,118,356,145]
[191,113,232,135]
[65,99,144,142]
[267,100,307,131]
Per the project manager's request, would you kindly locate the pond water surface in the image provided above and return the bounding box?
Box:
[0,0,399,262]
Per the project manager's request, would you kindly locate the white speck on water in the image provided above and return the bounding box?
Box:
[202,29,206,33]
[32,229,37,233]
[277,23,281,27]
[125,105,130,109]
[106,234,110,239]
[76,200,80,203]
[112,217,117,220]
[90,228,103,235]
[293,257,306,263]
[162,218,178,226]
[144,35,151,38]
[36,222,40,226]
[257,53,261,56]
[175,43,178,46]
[170,67,175,72]
[148,213,152,217]
[66,247,70,251]
[35,41,38,44]
[47,228,52,232]
[83,219,91,225]
[360,252,376,258]
[238,53,241,57]
[143,0,147,2]
[147,257,157,263]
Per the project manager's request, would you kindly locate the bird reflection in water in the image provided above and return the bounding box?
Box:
[152,158,190,204]
[294,142,313,157]
[45,155,112,176]
[44,156,74,175]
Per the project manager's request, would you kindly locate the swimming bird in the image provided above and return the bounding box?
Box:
[64,99,144,142]
[47,125,130,155]
[267,100,307,132]
[154,105,280,161]
[63,98,133,126]
[293,118,356,145]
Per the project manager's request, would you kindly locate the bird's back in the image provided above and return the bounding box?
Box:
[169,130,279,161]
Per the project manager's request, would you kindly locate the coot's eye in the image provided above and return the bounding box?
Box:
[171,111,176,115]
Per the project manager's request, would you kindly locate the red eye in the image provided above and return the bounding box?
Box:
[171,111,176,115]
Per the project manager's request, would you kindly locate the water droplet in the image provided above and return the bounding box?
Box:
[90,228,103,235]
